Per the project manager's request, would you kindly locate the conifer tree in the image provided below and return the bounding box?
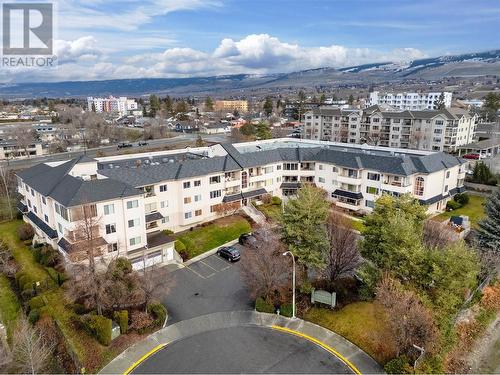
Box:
[477,190,500,254]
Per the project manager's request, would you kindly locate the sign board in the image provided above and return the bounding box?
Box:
[311,288,336,308]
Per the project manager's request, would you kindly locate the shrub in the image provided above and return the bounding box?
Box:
[271,196,282,206]
[28,295,46,311]
[279,304,293,317]
[45,267,67,285]
[174,240,186,252]
[255,297,275,314]
[129,310,154,333]
[17,223,35,241]
[163,229,174,235]
[454,193,470,205]
[384,355,411,374]
[33,245,61,267]
[261,194,272,204]
[148,303,167,327]
[82,315,112,346]
[113,310,129,334]
[114,257,132,274]
[446,200,462,210]
[28,308,40,324]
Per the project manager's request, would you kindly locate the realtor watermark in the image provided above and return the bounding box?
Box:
[1,2,57,68]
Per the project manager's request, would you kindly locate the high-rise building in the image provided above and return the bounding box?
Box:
[369,91,452,110]
[214,100,248,113]
[87,96,138,116]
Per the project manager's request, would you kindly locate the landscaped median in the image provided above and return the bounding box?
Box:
[173,215,251,260]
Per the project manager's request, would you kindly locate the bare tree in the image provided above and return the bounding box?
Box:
[11,318,54,375]
[366,130,380,146]
[0,339,11,373]
[376,275,438,358]
[323,212,362,286]
[138,263,171,312]
[71,203,102,271]
[240,226,289,303]
[0,165,13,220]
[10,127,36,158]
[423,220,457,249]
[213,201,241,217]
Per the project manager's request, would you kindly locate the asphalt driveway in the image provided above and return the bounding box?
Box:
[162,244,253,323]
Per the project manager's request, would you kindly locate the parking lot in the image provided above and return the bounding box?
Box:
[162,245,253,324]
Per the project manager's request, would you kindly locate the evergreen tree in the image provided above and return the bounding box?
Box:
[348,94,354,105]
[164,95,173,115]
[435,92,446,110]
[477,190,500,254]
[149,94,160,117]
[319,93,326,104]
[472,162,495,185]
[281,185,329,269]
[263,96,273,117]
[205,96,214,111]
[255,122,272,139]
[195,135,205,147]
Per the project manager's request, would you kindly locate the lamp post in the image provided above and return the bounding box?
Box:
[282,250,296,319]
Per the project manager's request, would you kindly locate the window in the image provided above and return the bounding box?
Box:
[161,201,168,208]
[444,185,448,193]
[284,163,298,171]
[210,190,221,199]
[159,184,167,192]
[184,197,192,204]
[210,175,221,184]
[183,181,191,189]
[367,172,380,181]
[241,171,248,189]
[194,180,201,187]
[145,202,157,213]
[446,171,450,178]
[161,216,169,224]
[414,177,424,196]
[365,200,375,208]
[128,218,140,228]
[108,243,118,252]
[332,166,338,173]
[30,188,34,196]
[277,165,282,170]
[42,196,46,205]
[129,236,141,246]
[264,166,273,174]
[195,209,202,217]
[33,206,37,213]
[105,224,116,234]
[127,200,138,209]
[366,186,379,195]
[58,223,63,234]
[184,212,192,219]
[104,204,114,215]
[318,177,325,183]
[194,194,202,202]
[44,214,48,222]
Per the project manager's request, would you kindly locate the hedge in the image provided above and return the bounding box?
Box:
[446,200,462,210]
[454,193,470,205]
[113,310,129,334]
[255,297,275,314]
[271,196,282,205]
[174,240,186,252]
[148,303,167,327]
[279,304,293,318]
[82,315,112,346]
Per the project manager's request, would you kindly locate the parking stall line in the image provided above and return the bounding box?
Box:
[184,265,206,279]
[199,260,218,272]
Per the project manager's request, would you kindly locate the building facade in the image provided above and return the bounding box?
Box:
[303,106,477,152]
[214,100,248,113]
[16,139,466,266]
[87,96,138,116]
[369,91,452,110]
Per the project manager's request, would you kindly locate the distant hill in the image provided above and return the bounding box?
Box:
[1,49,499,98]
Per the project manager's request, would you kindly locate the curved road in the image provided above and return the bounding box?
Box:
[132,326,352,374]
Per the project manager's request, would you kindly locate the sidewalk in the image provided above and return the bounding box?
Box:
[100,310,384,374]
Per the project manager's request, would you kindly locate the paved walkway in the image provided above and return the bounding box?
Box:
[100,311,384,374]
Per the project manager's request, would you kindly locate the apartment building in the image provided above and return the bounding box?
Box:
[0,141,43,159]
[303,106,477,152]
[87,96,138,116]
[16,139,466,267]
[214,100,248,113]
[369,91,452,110]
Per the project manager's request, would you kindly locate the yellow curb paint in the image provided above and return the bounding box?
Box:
[271,325,362,375]
[123,343,168,375]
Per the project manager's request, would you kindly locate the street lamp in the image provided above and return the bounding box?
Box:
[282,250,296,319]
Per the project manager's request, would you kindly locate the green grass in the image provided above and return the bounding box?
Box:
[0,197,15,222]
[304,302,395,364]
[256,203,282,221]
[350,219,365,232]
[0,274,21,339]
[176,215,251,258]
[435,195,486,229]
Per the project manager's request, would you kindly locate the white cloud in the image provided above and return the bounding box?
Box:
[1,34,427,82]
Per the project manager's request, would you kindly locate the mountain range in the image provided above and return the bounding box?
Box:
[1,49,499,98]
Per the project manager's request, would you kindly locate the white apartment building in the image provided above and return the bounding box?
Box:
[369,91,452,110]
[87,96,138,116]
[16,139,466,267]
[0,141,43,159]
[303,106,477,152]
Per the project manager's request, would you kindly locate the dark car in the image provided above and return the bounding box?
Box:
[117,142,133,149]
[239,233,258,248]
[217,246,241,262]
[138,141,149,146]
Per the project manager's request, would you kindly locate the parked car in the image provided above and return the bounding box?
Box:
[217,246,241,262]
[117,142,133,149]
[239,233,258,248]
[138,141,149,146]
[462,153,480,160]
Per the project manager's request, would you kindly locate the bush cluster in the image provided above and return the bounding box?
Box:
[82,315,112,346]
[148,303,167,327]
[113,310,129,334]
[175,240,188,261]
[384,355,412,374]
[255,297,275,313]
[17,223,35,241]
[454,193,470,206]
[33,245,61,267]
[279,304,293,317]
[446,200,462,210]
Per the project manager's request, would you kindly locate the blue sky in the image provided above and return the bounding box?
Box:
[3,0,500,82]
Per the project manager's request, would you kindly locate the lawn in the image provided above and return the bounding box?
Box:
[256,203,282,221]
[304,302,395,364]
[0,196,15,222]
[350,218,365,232]
[176,215,251,258]
[435,195,486,229]
[0,274,21,339]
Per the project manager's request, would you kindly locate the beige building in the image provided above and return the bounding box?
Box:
[214,100,248,113]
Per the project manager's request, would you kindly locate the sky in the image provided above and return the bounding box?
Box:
[1,0,499,83]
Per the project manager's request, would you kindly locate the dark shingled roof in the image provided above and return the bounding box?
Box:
[26,211,58,238]
[333,189,364,200]
[145,212,164,222]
